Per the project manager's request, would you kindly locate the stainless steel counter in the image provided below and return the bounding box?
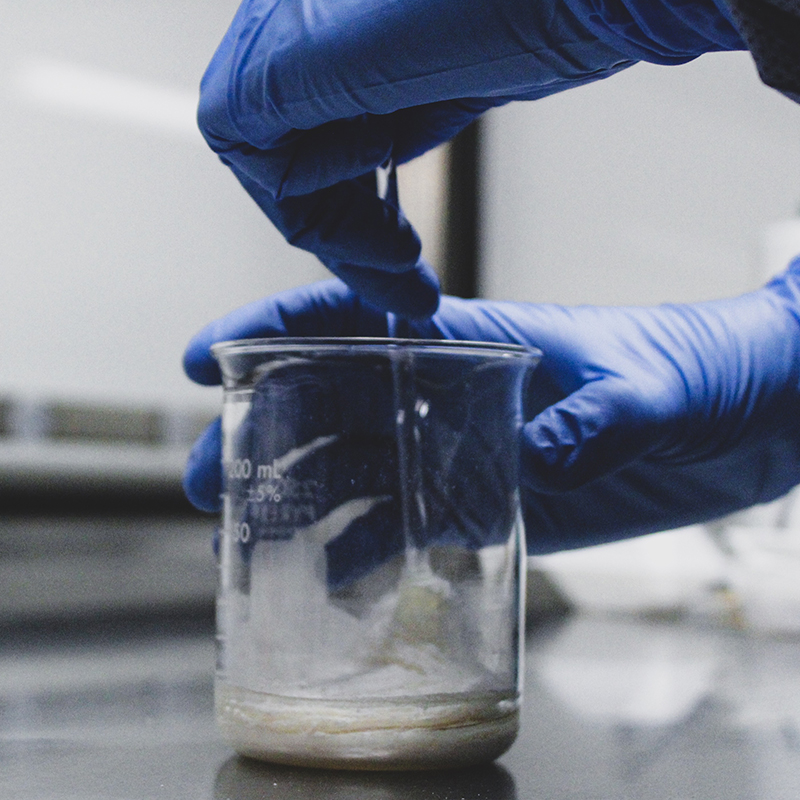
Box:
[4,609,800,798]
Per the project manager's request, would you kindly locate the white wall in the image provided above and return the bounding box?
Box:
[0,0,331,410]
[481,52,800,306]
[0,0,446,412]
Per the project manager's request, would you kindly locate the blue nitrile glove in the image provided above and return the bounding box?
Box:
[198,0,725,317]
[185,264,800,554]
[196,0,626,317]
[197,0,743,316]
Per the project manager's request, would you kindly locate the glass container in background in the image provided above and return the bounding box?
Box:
[212,338,540,770]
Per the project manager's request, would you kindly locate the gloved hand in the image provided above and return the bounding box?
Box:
[184,264,800,554]
[197,0,639,317]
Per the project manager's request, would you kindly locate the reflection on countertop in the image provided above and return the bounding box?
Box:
[513,615,800,800]
[4,609,800,798]
[214,758,517,800]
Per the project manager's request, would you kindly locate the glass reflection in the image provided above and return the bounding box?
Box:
[214,756,516,800]
[532,615,720,726]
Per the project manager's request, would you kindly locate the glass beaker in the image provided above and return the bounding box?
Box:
[212,338,540,770]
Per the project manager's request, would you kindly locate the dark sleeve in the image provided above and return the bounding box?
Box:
[724,0,800,102]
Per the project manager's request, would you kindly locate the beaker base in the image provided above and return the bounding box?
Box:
[215,682,520,771]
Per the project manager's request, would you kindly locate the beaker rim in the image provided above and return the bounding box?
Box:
[211,336,542,361]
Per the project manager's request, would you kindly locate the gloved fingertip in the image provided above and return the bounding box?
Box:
[520,418,583,493]
[330,259,440,320]
[183,330,224,386]
[183,417,223,513]
[521,381,665,492]
[390,272,441,319]
[520,404,614,493]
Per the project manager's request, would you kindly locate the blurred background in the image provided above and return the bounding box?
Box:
[5,2,800,796]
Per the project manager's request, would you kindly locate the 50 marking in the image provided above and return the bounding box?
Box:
[231,522,251,543]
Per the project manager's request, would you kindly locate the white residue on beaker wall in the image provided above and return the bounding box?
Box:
[220,535,511,699]
[219,437,520,701]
